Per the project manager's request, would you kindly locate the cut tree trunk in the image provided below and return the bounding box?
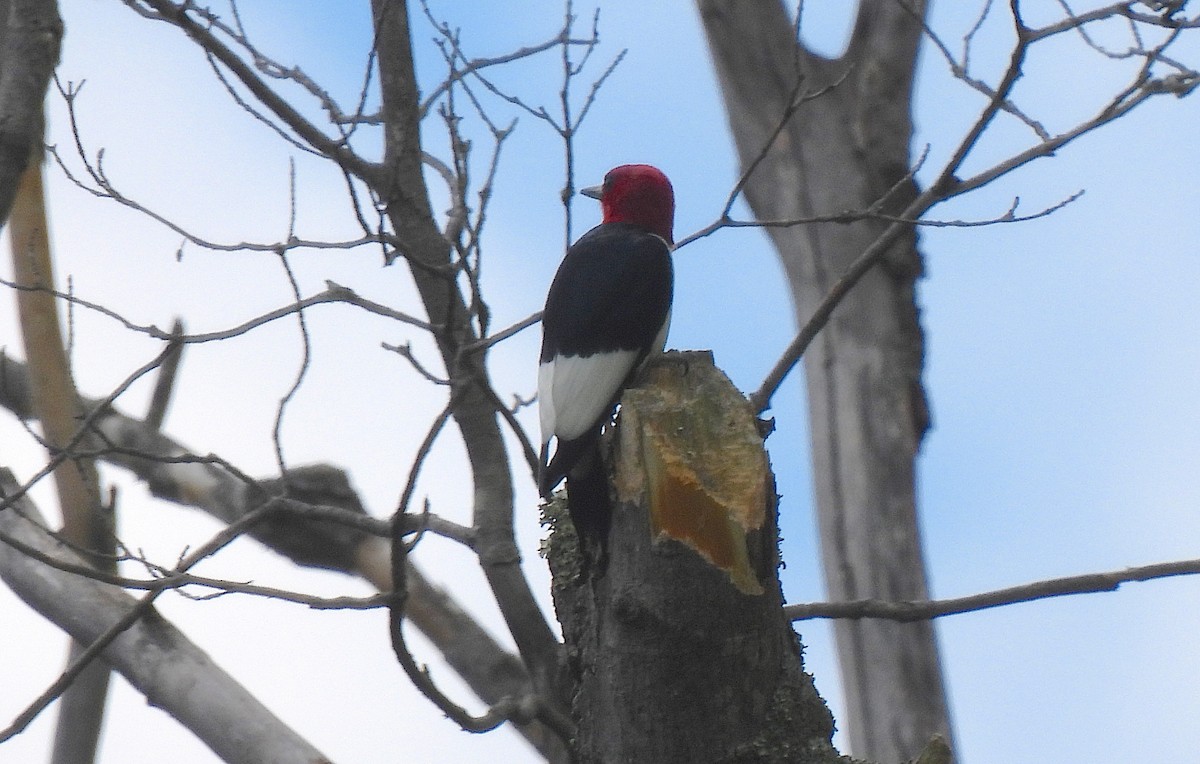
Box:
[697,2,955,762]
[546,352,849,764]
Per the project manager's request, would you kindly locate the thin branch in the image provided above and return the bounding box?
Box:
[0,344,180,527]
[395,402,454,520]
[45,137,394,256]
[785,558,1200,622]
[387,516,540,735]
[268,238,311,478]
[122,0,380,184]
[905,0,1051,140]
[486,385,540,482]
[416,12,597,119]
[1030,1,1200,41]
[203,49,324,156]
[0,276,432,342]
[461,310,542,354]
[749,213,915,412]
[676,186,1082,250]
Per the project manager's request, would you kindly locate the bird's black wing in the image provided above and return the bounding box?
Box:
[540,222,673,363]
[537,222,673,499]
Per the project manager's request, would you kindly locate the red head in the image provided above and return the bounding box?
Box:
[583,164,675,245]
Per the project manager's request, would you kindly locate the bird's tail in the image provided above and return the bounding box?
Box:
[538,432,596,499]
[564,442,611,571]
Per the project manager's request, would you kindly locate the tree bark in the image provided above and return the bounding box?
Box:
[368,0,565,710]
[697,2,954,762]
[0,0,60,231]
[547,352,848,764]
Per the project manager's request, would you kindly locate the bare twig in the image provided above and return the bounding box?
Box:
[383,341,451,385]
[395,402,454,520]
[903,0,1051,140]
[45,135,395,257]
[461,310,542,354]
[269,225,312,477]
[415,2,597,119]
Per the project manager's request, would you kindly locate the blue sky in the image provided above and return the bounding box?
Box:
[1,1,1198,762]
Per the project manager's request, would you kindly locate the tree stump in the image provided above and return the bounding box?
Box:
[545,351,849,764]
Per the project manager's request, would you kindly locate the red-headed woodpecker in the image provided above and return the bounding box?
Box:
[538,165,675,529]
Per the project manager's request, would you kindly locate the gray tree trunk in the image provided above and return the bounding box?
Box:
[697,2,954,762]
[547,352,849,764]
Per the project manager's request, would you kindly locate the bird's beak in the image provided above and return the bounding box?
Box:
[580,183,603,200]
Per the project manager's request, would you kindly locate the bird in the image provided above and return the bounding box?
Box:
[537,164,675,546]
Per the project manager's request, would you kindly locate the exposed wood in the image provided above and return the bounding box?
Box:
[696,2,954,761]
[547,352,847,764]
[619,353,769,596]
[11,161,114,764]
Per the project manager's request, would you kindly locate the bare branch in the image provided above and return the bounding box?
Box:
[786,558,1200,622]
[1031,1,1200,41]
[388,525,524,734]
[203,49,324,157]
[45,133,394,257]
[678,189,1085,250]
[906,0,1051,140]
[268,249,312,477]
[388,520,573,743]
[121,0,380,184]
[750,213,915,413]
[462,310,542,354]
[0,350,563,756]
[0,276,432,342]
[0,477,332,761]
